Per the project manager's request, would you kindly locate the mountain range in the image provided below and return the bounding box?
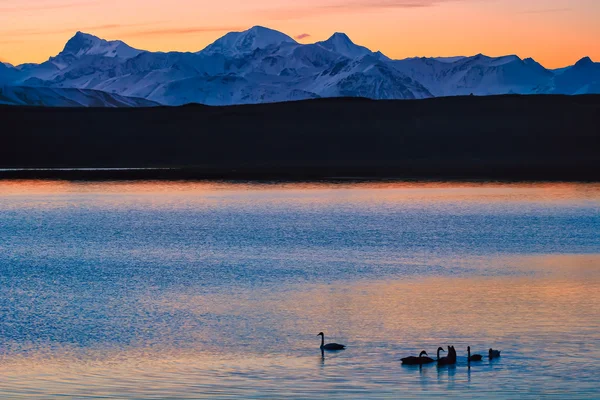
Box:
[1,26,599,107]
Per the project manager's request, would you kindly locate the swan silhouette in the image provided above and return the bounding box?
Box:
[401,350,435,365]
[317,332,346,351]
[489,348,501,359]
[435,347,445,361]
[468,346,483,362]
[438,346,457,366]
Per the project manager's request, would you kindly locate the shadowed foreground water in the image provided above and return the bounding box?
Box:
[0,181,599,399]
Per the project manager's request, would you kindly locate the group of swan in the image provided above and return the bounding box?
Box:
[401,346,501,366]
[317,332,501,366]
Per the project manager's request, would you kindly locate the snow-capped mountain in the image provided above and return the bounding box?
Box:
[390,54,555,96]
[551,57,600,95]
[0,86,158,107]
[307,54,432,99]
[200,26,296,57]
[1,26,598,107]
[0,62,20,84]
[316,33,373,60]
[6,32,144,87]
[61,31,143,60]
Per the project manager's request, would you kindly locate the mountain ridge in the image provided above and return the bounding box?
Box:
[1,27,598,107]
[0,85,159,107]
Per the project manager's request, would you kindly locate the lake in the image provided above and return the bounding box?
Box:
[0,181,599,399]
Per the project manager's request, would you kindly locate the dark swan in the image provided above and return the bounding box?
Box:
[317,332,346,351]
[468,346,483,362]
[401,350,435,365]
[435,347,445,361]
[438,346,457,366]
[489,348,501,359]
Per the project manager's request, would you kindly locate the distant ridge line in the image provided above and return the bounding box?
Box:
[0,27,598,107]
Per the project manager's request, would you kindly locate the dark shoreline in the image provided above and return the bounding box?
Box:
[2,95,599,181]
[0,166,598,182]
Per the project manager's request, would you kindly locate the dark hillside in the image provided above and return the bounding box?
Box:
[1,95,599,180]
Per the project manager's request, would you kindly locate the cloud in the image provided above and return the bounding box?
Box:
[123,26,247,37]
[0,24,243,41]
[0,23,150,37]
[519,8,572,15]
[250,0,466,20]
[0,0,104,14]
[295,33,311,40]
[324,0,454,10]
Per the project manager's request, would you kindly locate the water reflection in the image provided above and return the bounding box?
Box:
[0,181,598,398]
[1,180,599,207]
[320,349,325,367]
[0,260,598,398]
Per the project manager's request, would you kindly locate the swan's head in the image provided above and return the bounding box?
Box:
[468,346,471,352]
[317,332,324,337]
[419,351,428,357]
[489,348,493,353]
[437,347,445,353]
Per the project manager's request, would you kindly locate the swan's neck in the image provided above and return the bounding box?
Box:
[437,349,441,360]
[320,335,325,347]
[468,348,471,358]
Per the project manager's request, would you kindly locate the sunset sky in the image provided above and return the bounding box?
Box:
[1,0,599,68]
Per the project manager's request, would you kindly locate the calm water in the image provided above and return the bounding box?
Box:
[0,181,599,399]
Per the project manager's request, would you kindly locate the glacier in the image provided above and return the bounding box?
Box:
[1,25,598,107]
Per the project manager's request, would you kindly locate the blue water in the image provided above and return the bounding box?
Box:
[0,181,599,398]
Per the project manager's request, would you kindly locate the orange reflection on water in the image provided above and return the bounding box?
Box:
[0,254,599,398]
[0,180,599,208]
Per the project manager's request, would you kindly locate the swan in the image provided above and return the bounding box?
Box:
[317,332,346,351]
[489,348,501,359]
[401,350,435,365]
[468,346,483,362]
[436,347,445,361]
[438,346,456,366]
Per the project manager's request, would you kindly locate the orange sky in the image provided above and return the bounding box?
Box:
[1,0,599,68]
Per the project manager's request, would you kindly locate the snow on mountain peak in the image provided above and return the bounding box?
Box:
[2,25,598,106]
[523,57,551,74]
[433,56,466,63]
[461,54,520,67]
[328,32,353,44]
[63,32,100,54]
[60,32,142,59]
[200,26,297,57]
[552,56,600,95]
[317,32,372,60]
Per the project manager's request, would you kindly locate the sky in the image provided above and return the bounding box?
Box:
[1,0,599,68]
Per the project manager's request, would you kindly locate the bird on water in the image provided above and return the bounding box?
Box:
[317,332,346,351]
[438,346,457,366]
[468,346,483,362]
[401,350,435,365]
[435,347,445,361]
[489,348,501,359]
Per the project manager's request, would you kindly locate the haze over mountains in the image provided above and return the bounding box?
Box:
[1,26,599,107]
